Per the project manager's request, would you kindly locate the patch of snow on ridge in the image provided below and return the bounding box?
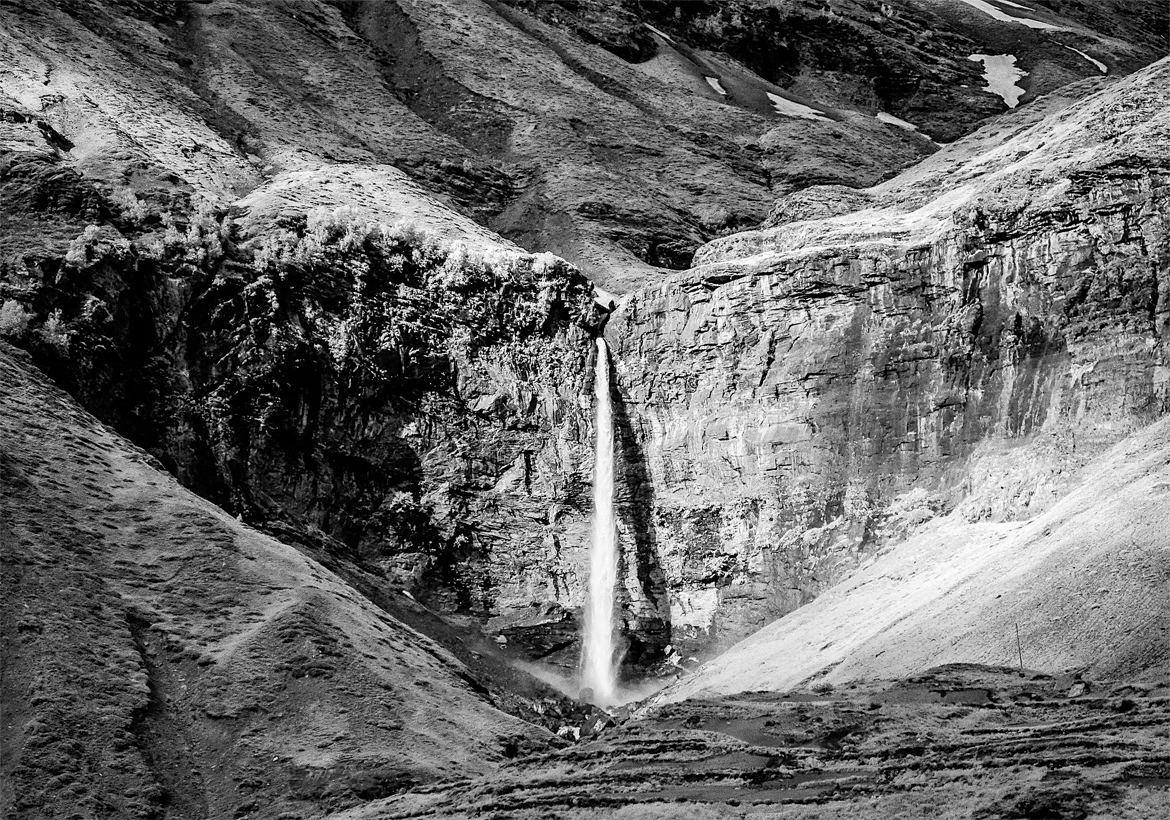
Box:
[1063,45,1107,74]
[968,54,1027,108]
[877,112,919,131]
[705,76,728,96]
[876,112,938,144]
[766,92,831,122]
[644,23,676,44]
[954,0,1064,30]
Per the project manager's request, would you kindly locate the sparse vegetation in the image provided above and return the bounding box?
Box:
[0,299,32,338]
[38,309,70,352]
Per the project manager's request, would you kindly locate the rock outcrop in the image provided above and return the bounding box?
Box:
[605,59,1170,654]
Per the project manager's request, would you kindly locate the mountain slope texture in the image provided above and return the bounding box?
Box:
[1,1,1169,818]
[0,345,555,819]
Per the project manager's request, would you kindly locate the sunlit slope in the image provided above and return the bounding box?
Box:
[0,345,551,820]
[694,56,1170,269]
[0,0,935,290]
[666,416,1170,700]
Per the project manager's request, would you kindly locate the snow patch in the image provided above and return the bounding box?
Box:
[1063,45,1107,74]
[954,0,1064,30]
[705,76,728,96]
[643,23,676,44]
[876,112,919,131]
[876,112,938,144]
[767,92,832,122]
[968,54,1027,108]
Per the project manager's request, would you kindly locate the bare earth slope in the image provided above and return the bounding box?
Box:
[504,0,1166,141]
[666,414,1170,701]
[0,0,926,290]
[4,0,1163,290]
[0,344,554,820]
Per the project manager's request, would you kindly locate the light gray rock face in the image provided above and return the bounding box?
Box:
[601,63,1170,655]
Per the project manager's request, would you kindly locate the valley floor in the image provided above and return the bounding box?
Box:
[339,664,1170,819]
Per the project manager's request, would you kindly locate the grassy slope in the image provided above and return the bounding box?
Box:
[0,343,552,820]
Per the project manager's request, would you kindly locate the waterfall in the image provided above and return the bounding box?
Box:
[582,337,618,706]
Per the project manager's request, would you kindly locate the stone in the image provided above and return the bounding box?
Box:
[603,59,1170,655]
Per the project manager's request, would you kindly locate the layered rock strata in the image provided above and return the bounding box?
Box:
[604,61,1170,654]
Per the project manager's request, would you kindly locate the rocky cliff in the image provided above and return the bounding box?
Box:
[0,184,629,661]
[604,60,1170,655]
[1,0,1168,706]
[663,410,1170,700]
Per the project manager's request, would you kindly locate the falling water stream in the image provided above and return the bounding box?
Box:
[581,337,618,706]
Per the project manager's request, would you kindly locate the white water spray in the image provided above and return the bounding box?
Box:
[581,337,618,706]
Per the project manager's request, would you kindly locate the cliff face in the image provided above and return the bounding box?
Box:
[604,62,1170,654]
[0,196,632,666]
[662,411,1170,700]
[2,0,1168,687]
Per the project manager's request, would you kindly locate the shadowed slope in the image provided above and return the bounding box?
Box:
[0,344,553,820]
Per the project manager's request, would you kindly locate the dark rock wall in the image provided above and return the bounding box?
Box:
[1,198,663,665]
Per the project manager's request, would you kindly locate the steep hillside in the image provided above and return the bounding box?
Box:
[4,0,1163,290]
[0,344,562,820]
[665,413,1170,700]
[501,0,1165,140]
[0,0,935,291]
[603,58,1169,655]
